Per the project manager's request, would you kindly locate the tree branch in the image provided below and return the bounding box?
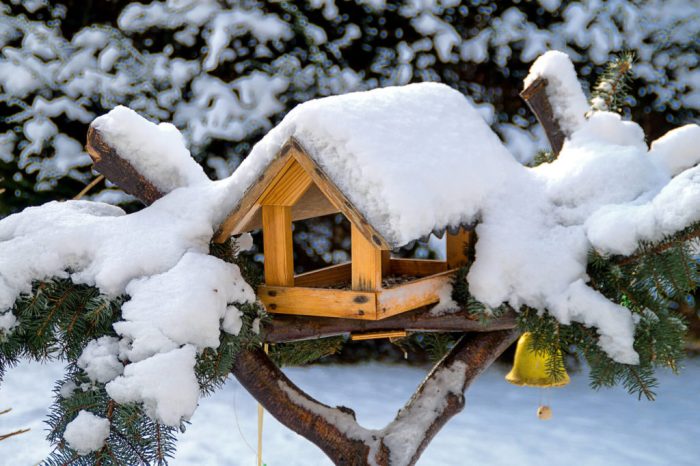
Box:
[232,329,519,465]
[263,307,517,343]
[520,77,567,156]
[85,125,164,205]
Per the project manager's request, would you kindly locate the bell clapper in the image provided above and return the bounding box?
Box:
[537,389,552,420]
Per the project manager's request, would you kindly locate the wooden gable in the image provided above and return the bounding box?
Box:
[214,139,390,249]
[215,138,473,321]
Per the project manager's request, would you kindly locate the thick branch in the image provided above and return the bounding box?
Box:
[263,307,517,343]
[521,77,567,156]
[86,125,164,205]
[392,329,519,465]
[615,226,700,266]
[232,346,373,465]
[232,329,519,466]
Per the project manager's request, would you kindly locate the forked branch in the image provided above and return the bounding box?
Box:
[231,329,519,465]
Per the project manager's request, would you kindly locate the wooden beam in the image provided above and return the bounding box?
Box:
[236,184,341,233]
[381,250,391,275]
[294,262,351,288]
[350,330,407,341]
[351,224,383,291]
[258,285,377,320]
[446,229,472,269]
[214,149,294,242]
[377,270,454,319]
[291,140,390,249]
[389,258,448,277]
[262,205,294,286]
[259,158,312,206]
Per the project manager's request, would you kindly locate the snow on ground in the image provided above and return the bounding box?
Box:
[2,358,698,466]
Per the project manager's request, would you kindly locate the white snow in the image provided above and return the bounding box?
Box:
[238,82,522,247]
[63,410,110,455]
[106,345,200,426]
[524,50,589,134]
[92,106,210,193]
[649,124,700,177]
[115,252,253,362]
[77,336,123,384]
[3,359,700,465]
[3,52,700,420]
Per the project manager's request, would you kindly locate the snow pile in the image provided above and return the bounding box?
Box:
[63,410,110,455]
[106,345,200,426]
[77,336,123,384]
[523,50,588,134]
[114,252,254,363]
[92,106,210,192]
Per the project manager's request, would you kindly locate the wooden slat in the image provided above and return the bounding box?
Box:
[381,250,391,275]
[262,205,294,286]
[214,149,294,242]
[259,285,377,320]
[389,258,448,277]
[351,224,383,291]
[290,140,390,249]
[239,184,340,232]
[259,158,312,206]
[294,262,351,288]
[376,270,455,319]
[350,330,407,341]
[446,229,472,269]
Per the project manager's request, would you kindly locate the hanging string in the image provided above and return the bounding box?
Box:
[231,385,257,456]
[73,174,105,200]
[257,343,269,466]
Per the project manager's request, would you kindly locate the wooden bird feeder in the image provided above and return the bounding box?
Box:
[214,139,473,321]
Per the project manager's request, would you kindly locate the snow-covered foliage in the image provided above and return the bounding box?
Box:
[0,107,256,426]
[2,0,699,204]
[4,48,700,372]
[63,410,111,455]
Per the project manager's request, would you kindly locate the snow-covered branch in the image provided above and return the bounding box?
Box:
[232,330,519,466]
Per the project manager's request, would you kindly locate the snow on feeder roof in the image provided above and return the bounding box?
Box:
[215,82,519,249]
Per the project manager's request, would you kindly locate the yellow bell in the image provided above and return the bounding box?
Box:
[505,332,570,388]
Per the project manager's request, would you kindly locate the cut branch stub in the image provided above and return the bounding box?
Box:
[520,77,566,156]
[86,125,164,205]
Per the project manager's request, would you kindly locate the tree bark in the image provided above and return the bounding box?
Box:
[263,307,517,343]
[232,329,519,465]
[85,125,164,205]
[520,77,567,156]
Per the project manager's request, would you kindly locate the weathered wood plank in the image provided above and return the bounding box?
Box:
[446,229,472,269]
[389,258,448,277]
[377,270,455,319]
[86,126,164,204]
[259,158,313,206]
[294,262,351,288]
[262,205,294,286]
[351,224,383,291]
[258,285,377,320]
